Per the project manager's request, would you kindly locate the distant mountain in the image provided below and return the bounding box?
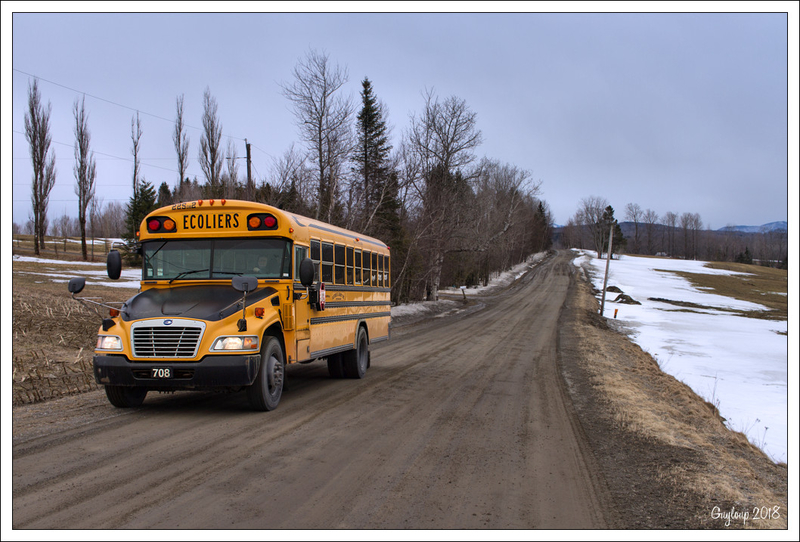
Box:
[716,221,787,233]
[552,221,787,236]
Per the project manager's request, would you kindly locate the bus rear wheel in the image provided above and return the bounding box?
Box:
[105,385,148,408]
[342,326,368,379]
[327,353,345,378]
[247,336,284,411]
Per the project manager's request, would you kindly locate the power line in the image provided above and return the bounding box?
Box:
[13,128,204,179]
[14,68,247,142]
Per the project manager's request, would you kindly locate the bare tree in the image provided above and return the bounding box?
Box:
[407,89,483,181]
[89,196,102,260]
[625,202,643,254]
[690,213,703,260]
[576,196,610,258]
[73,95,97,260]
[642,208,660,255]
[173,94,189,187]
[280,49,354,222]
[224,138,240,199]
[131,111,143,196]
[664,211,678,257]
[24,78,57,255]
[679,212,701,259]
[264,144,314,213]
[199,87,224,197]
[406,89,484,300]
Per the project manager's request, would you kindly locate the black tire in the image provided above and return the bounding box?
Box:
[342,326,368,379]
[327,353,345,379]
[105,385,147,408]
[247,336,285,411]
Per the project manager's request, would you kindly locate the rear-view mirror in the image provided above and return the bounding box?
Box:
[299,258,315,288]
[68,277,86,294]
[107,250,122,280]
[232,275,259,293]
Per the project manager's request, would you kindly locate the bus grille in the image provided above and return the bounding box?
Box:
[132,326,203,358]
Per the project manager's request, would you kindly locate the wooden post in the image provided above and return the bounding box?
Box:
[600,225,614,316]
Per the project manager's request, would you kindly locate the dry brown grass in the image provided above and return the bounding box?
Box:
[655,261,788,321]
[570,277,788,528]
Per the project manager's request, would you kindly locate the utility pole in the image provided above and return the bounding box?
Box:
[600,223,614,316]
[245,138,253,201]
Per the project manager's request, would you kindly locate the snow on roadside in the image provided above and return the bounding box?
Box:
[390,253,548,322]
[572,249,788,463]
[13,254,141,289]
[440,252,548,296]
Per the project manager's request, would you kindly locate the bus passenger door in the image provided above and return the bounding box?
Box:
[293,245,312,362]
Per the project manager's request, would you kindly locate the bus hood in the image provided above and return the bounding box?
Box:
[121,285,277,322]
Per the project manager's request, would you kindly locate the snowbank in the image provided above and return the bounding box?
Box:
[440,252,548,296]
[573,250,788,463]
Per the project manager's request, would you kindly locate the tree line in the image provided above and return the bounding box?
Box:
[559,196,787,269]
[19,49,553,302]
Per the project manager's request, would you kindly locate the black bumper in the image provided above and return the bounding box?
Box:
[94,354,261,389]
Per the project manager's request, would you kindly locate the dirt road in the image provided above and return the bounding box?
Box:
[12,251,614,529]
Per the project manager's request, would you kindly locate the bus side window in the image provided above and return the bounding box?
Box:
[294,245,308,281]
[377,253,383,287]
[384,255,390,287]
[346,247,354,285]
[334,244,345,285]
[321,242,334,283]
[363,251,371,286]
[372,252,378,286]
[355,250,362,285]
[310,240,320,282]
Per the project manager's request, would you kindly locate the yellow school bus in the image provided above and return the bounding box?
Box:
[69,199,391,411]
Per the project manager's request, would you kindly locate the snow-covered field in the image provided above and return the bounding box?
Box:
[572,250,788,463]
[12,254,141,289]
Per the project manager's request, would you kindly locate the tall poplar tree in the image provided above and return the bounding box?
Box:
[73,95,96,260]
[24,78,57,255]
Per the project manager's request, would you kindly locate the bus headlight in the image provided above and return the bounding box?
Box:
[211,336,259,352]
[96,335,123,351]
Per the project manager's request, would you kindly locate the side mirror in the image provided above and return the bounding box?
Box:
[299,258,315,288]
[107,250,122,280]
[232,275,259,293]
[68,277,86,295]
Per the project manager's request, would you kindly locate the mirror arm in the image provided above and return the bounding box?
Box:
[70,295,124,317]
[237,290,248,332]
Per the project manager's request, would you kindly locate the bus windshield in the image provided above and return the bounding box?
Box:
[143,238,292,281]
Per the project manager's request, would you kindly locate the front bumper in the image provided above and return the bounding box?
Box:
[93,354,261,389]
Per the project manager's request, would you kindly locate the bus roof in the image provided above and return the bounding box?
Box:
[140,199,389,251]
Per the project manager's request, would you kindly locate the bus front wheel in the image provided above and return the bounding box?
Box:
[105,385,147,408]
[248,336,285,411]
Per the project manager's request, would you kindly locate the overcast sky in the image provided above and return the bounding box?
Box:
[4,5,797,231]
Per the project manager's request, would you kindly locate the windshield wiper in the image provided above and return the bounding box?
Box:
[168,269,209,284]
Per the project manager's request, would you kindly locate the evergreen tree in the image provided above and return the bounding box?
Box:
[124,180,158,241]
[532,201,553,252]
[353,77,393,232]
[157,181,172,208]
[735,247,753,265]
[600,205,626,256]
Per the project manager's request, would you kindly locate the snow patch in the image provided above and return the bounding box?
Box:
[572,249,787,463]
